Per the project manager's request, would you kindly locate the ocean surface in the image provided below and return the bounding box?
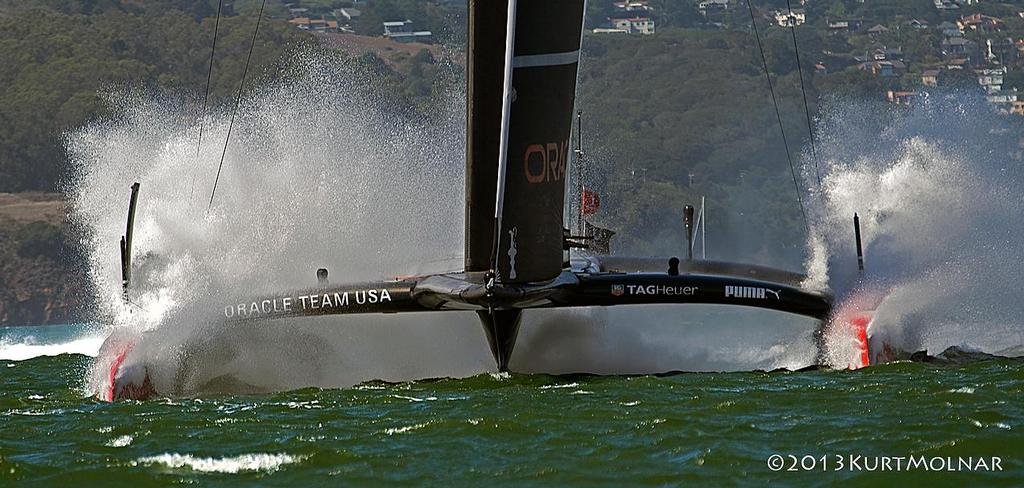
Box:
[1,324,1022,486]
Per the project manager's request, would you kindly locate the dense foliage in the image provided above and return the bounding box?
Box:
[0,1,302,191]
[4,0,1024,275]
[576,29,818,264]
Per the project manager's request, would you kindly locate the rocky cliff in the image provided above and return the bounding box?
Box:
[0,193,94,327]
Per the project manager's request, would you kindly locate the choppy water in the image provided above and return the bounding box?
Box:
[2,326,1022,486]
[24,47,1024,485]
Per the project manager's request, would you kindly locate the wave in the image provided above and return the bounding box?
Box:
[805,93,1024,358]
[132,453,304,474]
[0,326,105,361]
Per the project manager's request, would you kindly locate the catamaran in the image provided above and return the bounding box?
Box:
[100,0,885,401]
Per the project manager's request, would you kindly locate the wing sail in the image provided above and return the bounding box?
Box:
[494,0,585,284]
[464,0,586,283]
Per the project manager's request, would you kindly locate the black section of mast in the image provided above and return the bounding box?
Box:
[121,182,140,302]
[464,0,585,284]
[491,0,584,283]
[854,213,864,272]
[464,0,508,273]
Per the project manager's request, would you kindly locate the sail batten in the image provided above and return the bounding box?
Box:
[512,50,581,68]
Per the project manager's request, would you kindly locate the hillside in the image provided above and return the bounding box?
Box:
[3,0,1024,325]
[0,193,89,326]
[0,1,445,325]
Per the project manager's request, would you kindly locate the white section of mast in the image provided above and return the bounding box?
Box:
[690,196,706,259]
[690,205,701,255]
[491,0,518,277]
[701,195,706,259]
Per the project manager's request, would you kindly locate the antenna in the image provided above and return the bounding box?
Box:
[121,182,140,302]
[684,205,695,261]
[854,213,865,273]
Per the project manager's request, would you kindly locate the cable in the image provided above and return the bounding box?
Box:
[208,0,268,214]
[744,0,808,229]
[785,0,822,188]
[189,0,224,202]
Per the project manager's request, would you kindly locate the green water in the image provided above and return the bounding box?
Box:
[1,335,1022,486]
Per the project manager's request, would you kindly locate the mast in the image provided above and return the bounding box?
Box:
[464,0,585,282]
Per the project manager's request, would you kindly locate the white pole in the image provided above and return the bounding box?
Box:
[701,196,706,259]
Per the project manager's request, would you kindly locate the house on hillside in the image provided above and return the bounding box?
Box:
[613,0,652,12]
[867,24,889,36]
[611,17,655,35]
[958,14,1004,33]
[887,90,916,105]
[938,21,961,38]
[934,0,959,11]
[921,69,943,86]
[942,37,978,58]
[908,19,930,29]
[827,18,864,31]
[859,60,906,77]
[775,9,805,27]
[698,0,729,15]
[977,66,1006,93]
[336,8,361,22]
[383,20,432,43]
[873,46,903,61]
[946,58,970,70]
[986,89,1018,112]
[289,17,339,33]
[1012,100,1024,115]
[383,20,411,35]
[986,38,1016,64]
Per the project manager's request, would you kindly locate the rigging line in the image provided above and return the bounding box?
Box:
[744,0,808,229]
[189,0,224,202]
[208,0,268,214]
[785,0,822,188]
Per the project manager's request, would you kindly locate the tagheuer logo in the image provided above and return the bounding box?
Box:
[610,284,625,296]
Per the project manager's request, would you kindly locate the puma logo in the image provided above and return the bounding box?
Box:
[725,286,782,300]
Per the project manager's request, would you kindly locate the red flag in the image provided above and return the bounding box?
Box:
[582,189,600,215]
